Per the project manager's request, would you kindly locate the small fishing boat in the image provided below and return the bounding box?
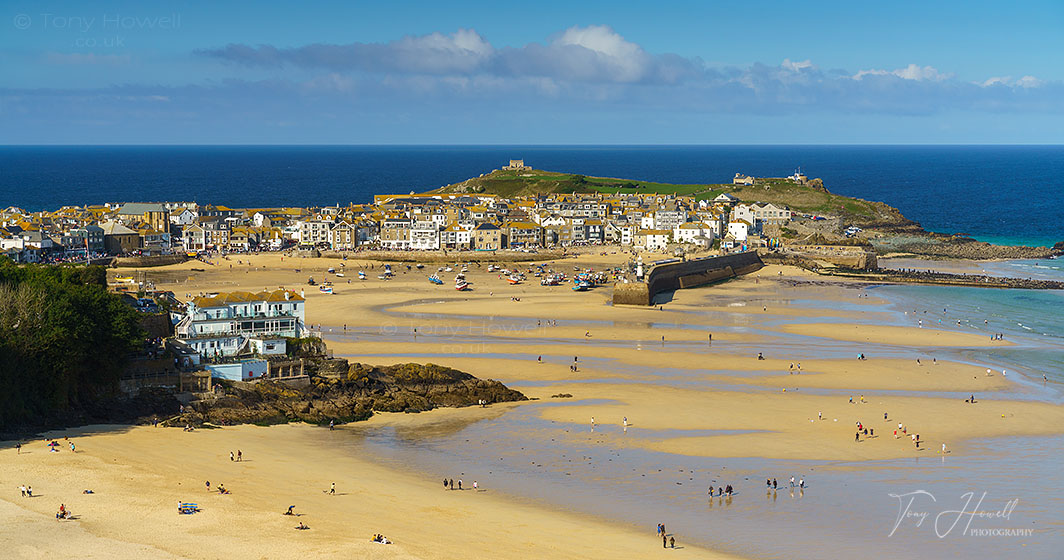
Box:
[358,271,366,280]
[429,274,443,285]
[455,280,470,291]
[572,273,592,291]
[378,274,390,280]
[507,274,522,285]
[319,284,334,294]
[416,263,424,269]
[334,272,345,277]
[327,267,336,273]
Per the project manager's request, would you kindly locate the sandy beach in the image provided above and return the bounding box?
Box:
[3,251,1061,559]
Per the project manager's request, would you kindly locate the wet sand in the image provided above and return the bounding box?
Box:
[3,252,1060,558]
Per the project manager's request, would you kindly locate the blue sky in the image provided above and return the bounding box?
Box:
[2,0,1062,144]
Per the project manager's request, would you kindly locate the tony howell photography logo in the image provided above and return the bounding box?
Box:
[12,13,181,31]
[888,490,1032,539]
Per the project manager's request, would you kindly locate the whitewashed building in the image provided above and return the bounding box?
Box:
[175,289,306,358]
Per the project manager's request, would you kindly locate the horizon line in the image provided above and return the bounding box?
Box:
[2,143,1063,148]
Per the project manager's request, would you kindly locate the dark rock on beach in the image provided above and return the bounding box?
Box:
[178,362,527,427]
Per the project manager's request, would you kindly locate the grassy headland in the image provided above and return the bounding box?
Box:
[430,168,1059,258]
[430,169,911,229]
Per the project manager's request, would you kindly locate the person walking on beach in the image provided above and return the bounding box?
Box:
[205,481,211,492]
[230,451,234,462]
[18,485,26,497]
[329,482,335,495]
[790,476,795,488]
[473,480,478,490]
[670,536,675,548]
[449,479,454,490]
[799,478,805,489]
[457,479,463,490]
[772,478,777,490]
[443,478,448,490]
[855,431,860,442]
[15,443,21,454]
[237,450,242,462]
[663,533,668,548]
[329,420,335,430]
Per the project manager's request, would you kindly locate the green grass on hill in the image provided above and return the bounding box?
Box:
[430,169,907,226]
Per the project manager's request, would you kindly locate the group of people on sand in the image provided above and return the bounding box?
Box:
[45,439,75,453]
[766,477,804,491]
[709,484,734,497]
[205,480,231,494]
[656,524,676,548]
[854,420,875,441]
[442,478,477,491]
[229,450,243,462]
[371,534,391,544]
[56,503,73,520]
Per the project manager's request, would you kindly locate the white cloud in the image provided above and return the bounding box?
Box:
[980,75,1045,88]
[552,25,649,82]
[781,59,814,72]
[190,29,1061,115]
[854,63,949,81]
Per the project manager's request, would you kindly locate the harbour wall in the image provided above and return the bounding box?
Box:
[613,251,764,306]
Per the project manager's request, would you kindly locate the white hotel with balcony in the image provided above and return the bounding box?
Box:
[175,289,306,358]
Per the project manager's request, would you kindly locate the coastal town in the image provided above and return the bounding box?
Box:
[1,162,804,263]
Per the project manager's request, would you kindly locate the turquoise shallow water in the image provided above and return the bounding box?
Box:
[873,260,1064,385]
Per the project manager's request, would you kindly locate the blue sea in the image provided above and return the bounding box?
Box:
[1,145,1062,247]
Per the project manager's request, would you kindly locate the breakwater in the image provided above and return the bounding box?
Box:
[613,252,764,305]
[824,268,1064,290]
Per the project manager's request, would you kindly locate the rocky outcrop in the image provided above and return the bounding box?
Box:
[882,236,1055,260]
[177,363,527,426]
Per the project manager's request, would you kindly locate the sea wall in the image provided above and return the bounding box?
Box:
[613,252,764,306]
[113,254,188,268]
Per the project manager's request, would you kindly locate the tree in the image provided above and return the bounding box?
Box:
[0,258,144,429]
